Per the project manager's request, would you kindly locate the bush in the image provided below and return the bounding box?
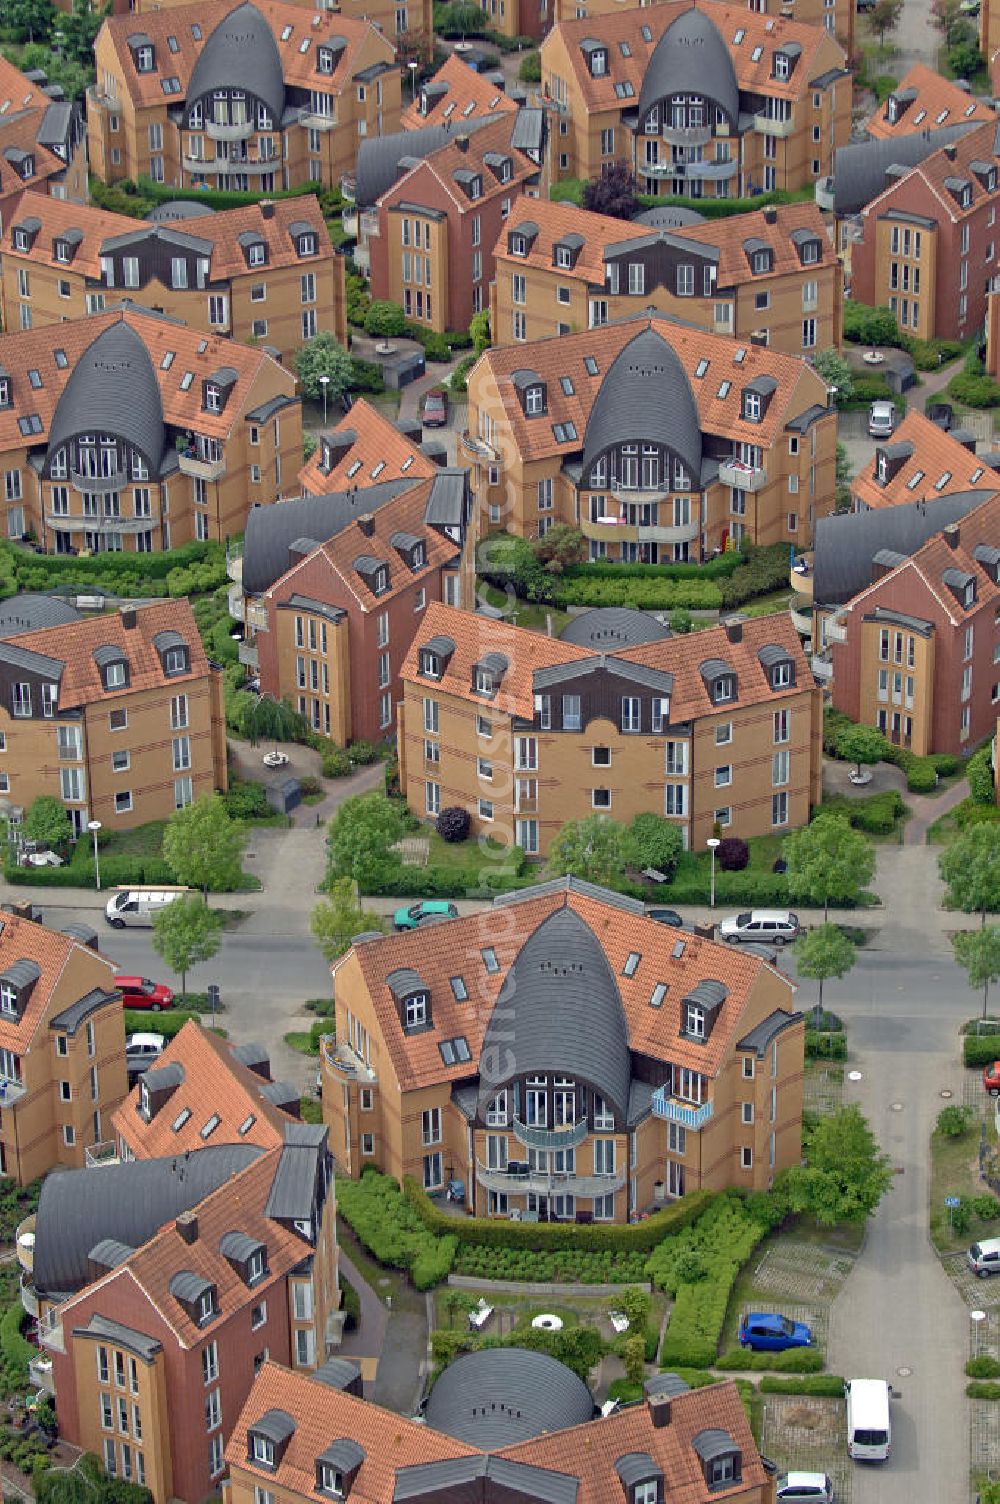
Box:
[963,1034,1000,1068]
[931,754,961,778]
[969,743,997,804]
[948,371,1000,408]
[449,353,478,394]
[805,1028,847,1059]
[904,757,938,793]
[716,1347,824,1372]
[967,1381,1000,1399]
[519,50,541,81]
[340,1274,362,1332]
[652,1196,766,1368]
[718,837,749,871]
[937,1104,975,1138]
[972,1193,1000,1220]
[967,1355,1000,1378]
[348,740,379,766]
[820,789,906,835]
[436,806,471,843]
[337,1170,457,1288]
[759,1374,846,1395]
[349,357,384,394]
[322,745,353,778]
[222,779,270,821]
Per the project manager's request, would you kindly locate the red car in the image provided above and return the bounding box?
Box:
[422,390,448,428]
[116,975,174,1012]
[984,1062,1000,1097]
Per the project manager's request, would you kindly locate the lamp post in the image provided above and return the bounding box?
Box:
[88,819,102,892]
[972,1309,987,1360]
[707,836,721,911]
[408,60,419,104]
[207,984,220,1030]
[319,374,329,427]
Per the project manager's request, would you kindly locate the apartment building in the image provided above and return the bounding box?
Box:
[228,1358,775,1504]
[0,909,126,1185]
[850,409,1000,513]
[323,875,804,1211]
[0,193,346,362]
[850,118,1000,341]
[554,0,855,57]
[0,57,88,222]
[400,53,520,131]
[400,601,821,854]
[492,197,841,355]
[0,307,300,552]
[235,467,473,743]
[830,498,1000,756]
[21,1124,340,1504]
[540,0,849,195]
[866,64,994,142]
[465,316,837,558]
[73,0,431,40]
[88,0,400,193]
[297,398,436,497]
[0,599,227,835]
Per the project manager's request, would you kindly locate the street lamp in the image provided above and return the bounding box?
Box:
[207,984,220,1029]
[408,60,419,104]
[319,373,329,427]
[707,836,721,911]
[88,819,102,892]
[972,1309,987,1359]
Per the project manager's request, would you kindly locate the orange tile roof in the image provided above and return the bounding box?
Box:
[340,876,790,1092]
[100,0,393,110]
[850,489,1000,624]
[872,117,1000,221]
[0,911,117,1057]
[0,56,69,197]
[112,1018,293,1159]
[473,313,822,464]
[852,409,1000,512]
[297,399,435,496]
[546,0,844,113]
[384,113,537,214]
[4,598,212,709]
[400,53,518,131]
[227,1360,766,1504]
[866,63,994,140]
[0,307,291,457]
[498,196,836,290]
[0,190,331,283]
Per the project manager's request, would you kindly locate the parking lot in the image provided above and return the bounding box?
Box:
[762,1395,851,1503]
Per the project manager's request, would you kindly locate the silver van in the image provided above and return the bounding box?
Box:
[719,910,800,946]
[968,1238,1000,1277]
[105,887,189,929]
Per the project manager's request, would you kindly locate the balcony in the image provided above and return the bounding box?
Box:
[227,549,243,586]
[719,458,766,492]
[651,1089,713,1131]
[641,159,674,178]
[70,469,123,494]
[666,158,738,183]
[790,553,813,599]
[713,315,734,336]
[342,207,358,238]
[182,153,279,176]
[15,1216,35,1273]
[0,1076,27,1108]
[178,448,226,482]
[322,1036,376,1084]
[29,1355,54,1396]
[84,1141,119,1169]
[239,640,259,670]
[38,1306,64,1354]
[825,614,848,645]
[205,117,254,141]
[754,112,794,139]
[789,600,812,638]
[340,175,356,204]
[300,111,336,132]
[815,177,835,212]
[460,430,497,463]
[582,515,638,544]
[660,122,713,148]
[228,585,245,624]
[511,1115,590,1152]
[811,651,834,682]
[20,1274,38,1318]
[475,1162,627,1199]
[638,518,699,545]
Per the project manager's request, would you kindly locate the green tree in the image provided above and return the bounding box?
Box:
[518,50,541,82]
[783,813,876,920]
[939,822,1000,925]
[364,301,407,338]
[533,524,586,572]
[669,607,693,633]
[794,922,856,1024]
[782,1104,893,1225]
[326,792,405,889]
[162,793,248,895]
[311,877,383,961]
[237,692,307,746]
[931,0,965,43]
[470,309,491,354]
[835,723,887,779]
[24,795,72,850]
[621,1333,646,1385]
[294,331,353,402]
[151,893,223,998]
[6,0,55,43]
[624,814,683,881]
[58,0,105,67]
[867,0,903,50]
[835,442,852,513]
[812,348,854,407]
[548,814,628,886]
[953,926,1000,1018]
[614,1286,652,1330]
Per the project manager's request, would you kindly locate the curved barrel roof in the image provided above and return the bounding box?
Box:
[47,320,165,472]
[186,3,285,121]
[424,1348,594,1447]
[637,7,739,128]
[581,327,702,483]
[561,607,670,650]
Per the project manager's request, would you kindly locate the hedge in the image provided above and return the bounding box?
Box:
[360,864,536,900]
[805,1028,847,1060]
[964,1034,1000,1068]
[967,1381,1000,1399]
[404,1176,712,1252]
[338,1170,456,1289]
[969,742,997,804]
[552,576,724,611]
[554,553,747,584]
[818,791,906,836]
[452,1243,649,1284]
[716,1346,825,1372]
[4,854,178,888]
[651,1196,767,1368]
[759,1374,846,1395]
[122,1009,223,1039]
[0,1300,35,1396]
[0,538,226,601]
[967,1355,1000,1378]
[633,186,815,219]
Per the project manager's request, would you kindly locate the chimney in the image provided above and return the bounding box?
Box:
[943,523,960,549]
[456,133,470,152]
[763,205,777,224]
[724,615,743,644]
[358,513,375,537]
[944,144,957,161]
[120,607,137,630]
[692,921,715,941]
[648,1394,672,1429]
[260,200,275,219]
[176,1210,198,1244]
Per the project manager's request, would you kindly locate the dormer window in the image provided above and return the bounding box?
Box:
[136,45,153,71]
[252,1437,274,1467]
[752,252,769,274]
[317,46,334,73]
[476,668,495,695]
[743,392,762,421]
[800,239,819,264]
[556,245,572,268]
[877,452,887,483]
[685,1002,705,1038]
[887,96,898,122]
[692,1429,742,1491]
[406,993,427,1027]
[0,983,15,1017]
[95,645,129,692]
[511,234,527,256]
[0,378,9,408]
[420,650,440,679]
[55,241,70,264]
[373,567,387,594]
[318,1465,343,1497]
[299,234,317,256]
[591,48,607,76]
[205,384,221,413]
[526,385,544,415]
[773,51,790,79]
[468,176,481,200]
[249,242,266,267]
[715,676,734,703]
[772,661,791,688]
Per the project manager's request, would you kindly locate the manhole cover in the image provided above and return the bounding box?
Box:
[896,1366,912,1376]
[940,1089,954,1099]
[848,1070,863,1082]
[890,1102,904,1111]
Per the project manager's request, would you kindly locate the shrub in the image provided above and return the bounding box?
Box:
[716,1347,824,1372]
[805,1029,847,1060]
[349,357,384,394]
[449,353,478,394]
[972,1193,1000,1220]
[518,50,541,81]
[819,789,906,835]
[718,837,749,871]
[364,301,407,338]
[759,1374,846,1396]
[669,608,694,634]
[905,757,938,793]
[963,1034,1000,1068]
[337,1169,456,1288]
[322,745,353,778]
[948,371,1000,408]
[967,1355,1000,1378]
[652,1195,766,1368]
[842,300,906,348]
[349,740,379,765]
[931,754,961,778]
[436,806,471,843]
[969,743,997,804]
[222,779,270,820]
[936,1104,975,1138]
[967,1380,1000,1399]
[340,1275,362,1331]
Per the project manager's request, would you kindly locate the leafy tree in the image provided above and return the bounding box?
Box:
[624,814,683,880]
[327,792,405,889]
[812,348,854,407]
[533,524,586,573]
[835,723,887,778]
[364,301,407,338]
[782,1104,893,1225]
[794,922,856,1024]
[162,793,248,895]
[931,0,965,43]
[294,331,353,402]
[783,813,876,920]
[936,1103,974,1138]
[237,692,307,747]
[669,607,693,633]
[436,806,471,843]
[621,1333,646,1385]
[718,837,749,871]
[583,161,638,220]
[310,877,382,962]
[57,0,105,68]
[24,795,71,850]
[867,0,903,50]
[939,823,1000,925]
[614,1286,652,1330]
[434,1,487,37]
[303,432,318,461]
[947,26,983,77]
[953,926,1000,1018]
[835,442,852,513]
[519,50,541,82]
[5,0,55,43]
[470,309,491,354]
[548,814,628,886]
[151,893,223,998]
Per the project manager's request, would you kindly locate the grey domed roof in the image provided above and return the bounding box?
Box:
[146,200,216,223]
[633,204,706,229]
[638,7,739,128]
[561,607,670,650]
[186,3,285,121]
[47,320,165,472]
[424,1348,594,1447]
[581,327,702,483]
[477,907,631,1117]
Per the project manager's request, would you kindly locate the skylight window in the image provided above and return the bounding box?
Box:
[971,466,984,483]
[751,44,763,60]
[450,977,468,1001]
[439,1036,471,1065]
[162,77,181,95]
[560,375,575,395]
[180,371,194,391]
[299,36,311,52]
[622,951,640,977]
[640,23,652,39]
[347,459,361,477]
[584,355,599,375]
[718,379,731,398]
[443,102,455,117]
[28,369,42,389]
[161,351,174,370]
[733,347,746,364]
[695,358,709,377]
[482,946,499,973]
[672,939,686,959]
[238,1114,256,1135]
[401,455,413,471]
[167,34,179,51]
[463,100,476,116]
[906,470,924,488]
[614,81,635,98]
[54,349,68,369]
[935,108,948,123]
[200,1113,221,1139]
[650,982,668,1008]
[191,21,201,37]
[196,339,208,353]
[619,40,631,55]
[935,471,952,489]
[171,1107,192,1132]
[733,27,745,42]
[371,460,385,479]
[965,102,977,116]
[281,23,293,38]
[914,108,926,123]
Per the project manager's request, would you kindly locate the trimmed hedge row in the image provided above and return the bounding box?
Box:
[337,1170,457,1289]
[557,554,746,584]
[759,1374,846,1395]
[805,1028,847,1060]
[650,1195,767,1368]
[452,1244,649,1284]
[819,790,906,836]
[360,865,536,900]
[716,1346,825,1372]
[122,1009,223,1039]
[552,577,723,611]
[4,854,177,888]
[964,1034,1000,1068]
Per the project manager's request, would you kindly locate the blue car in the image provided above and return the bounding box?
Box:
[738,1312,813,1352]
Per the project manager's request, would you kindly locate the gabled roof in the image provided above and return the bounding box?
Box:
[823,121,981,215]
[867,63,994,141]
[297,398,435,497]
[241,479,416,595]
[852,409,1000,512]
[857,493,1000,626]
[400,52,517,131]
[354,114,500,207]
[0,910,117,1058]
[378,113,537,216]
[0,55,80,201]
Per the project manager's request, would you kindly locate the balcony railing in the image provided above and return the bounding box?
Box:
[0,1076,26,1107]
[825,614,847,645]
[754,112,794,139]
[340,175,357,204]
[638,519,699,545]
[811,651,834,682]
[719,459,766,493]
[300,111,337,131]
[582,516,638,544]
[178,449,226,482]
[20,1274,38,1318]
[205,117,254,141]
[69,469,123,494]
[460,431,497,463]
[815,177,835,212]
[38,1306,65,1354]
[238,641,259,670]
[475,1162,626,1199]
[660,122,713,148]
[322,1036,376,1083]
[511,1116,590,1152]
[789,601,812,638]
[226,549,243,585]
[182,154,279,176]
[16,1216,35,1273]
[85,1141,119,1169]
[29,1355,54,1396]
[651,1089,713,1130]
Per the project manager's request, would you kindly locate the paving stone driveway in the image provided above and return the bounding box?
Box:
[761,1395,851,1502]
[751,1244,856,1307]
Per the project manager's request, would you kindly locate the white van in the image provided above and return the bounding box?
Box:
[104,887,189,929]
[846,1378,891,1462]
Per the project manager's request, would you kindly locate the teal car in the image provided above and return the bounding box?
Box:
[393,900,459,931]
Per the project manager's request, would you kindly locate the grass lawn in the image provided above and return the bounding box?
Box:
[929,1117,996,1253]
[740,589,794,619]
[100,821,168,859]
[423,827,516,873]
[679,833,785,883]
[927,800,1000,845]
[478,581,570,636]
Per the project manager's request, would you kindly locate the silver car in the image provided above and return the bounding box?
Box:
[776,1475,834,1504]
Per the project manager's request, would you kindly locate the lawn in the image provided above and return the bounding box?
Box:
[739,589,794,619]
[477,582,570,635]
[929,1115,997,1254]
[100,821,168,860]
[424,828,517,873]
[927,800,1000,846]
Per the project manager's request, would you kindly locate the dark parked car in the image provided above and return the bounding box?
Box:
[647,907,684,928]
[422,389,449,428]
